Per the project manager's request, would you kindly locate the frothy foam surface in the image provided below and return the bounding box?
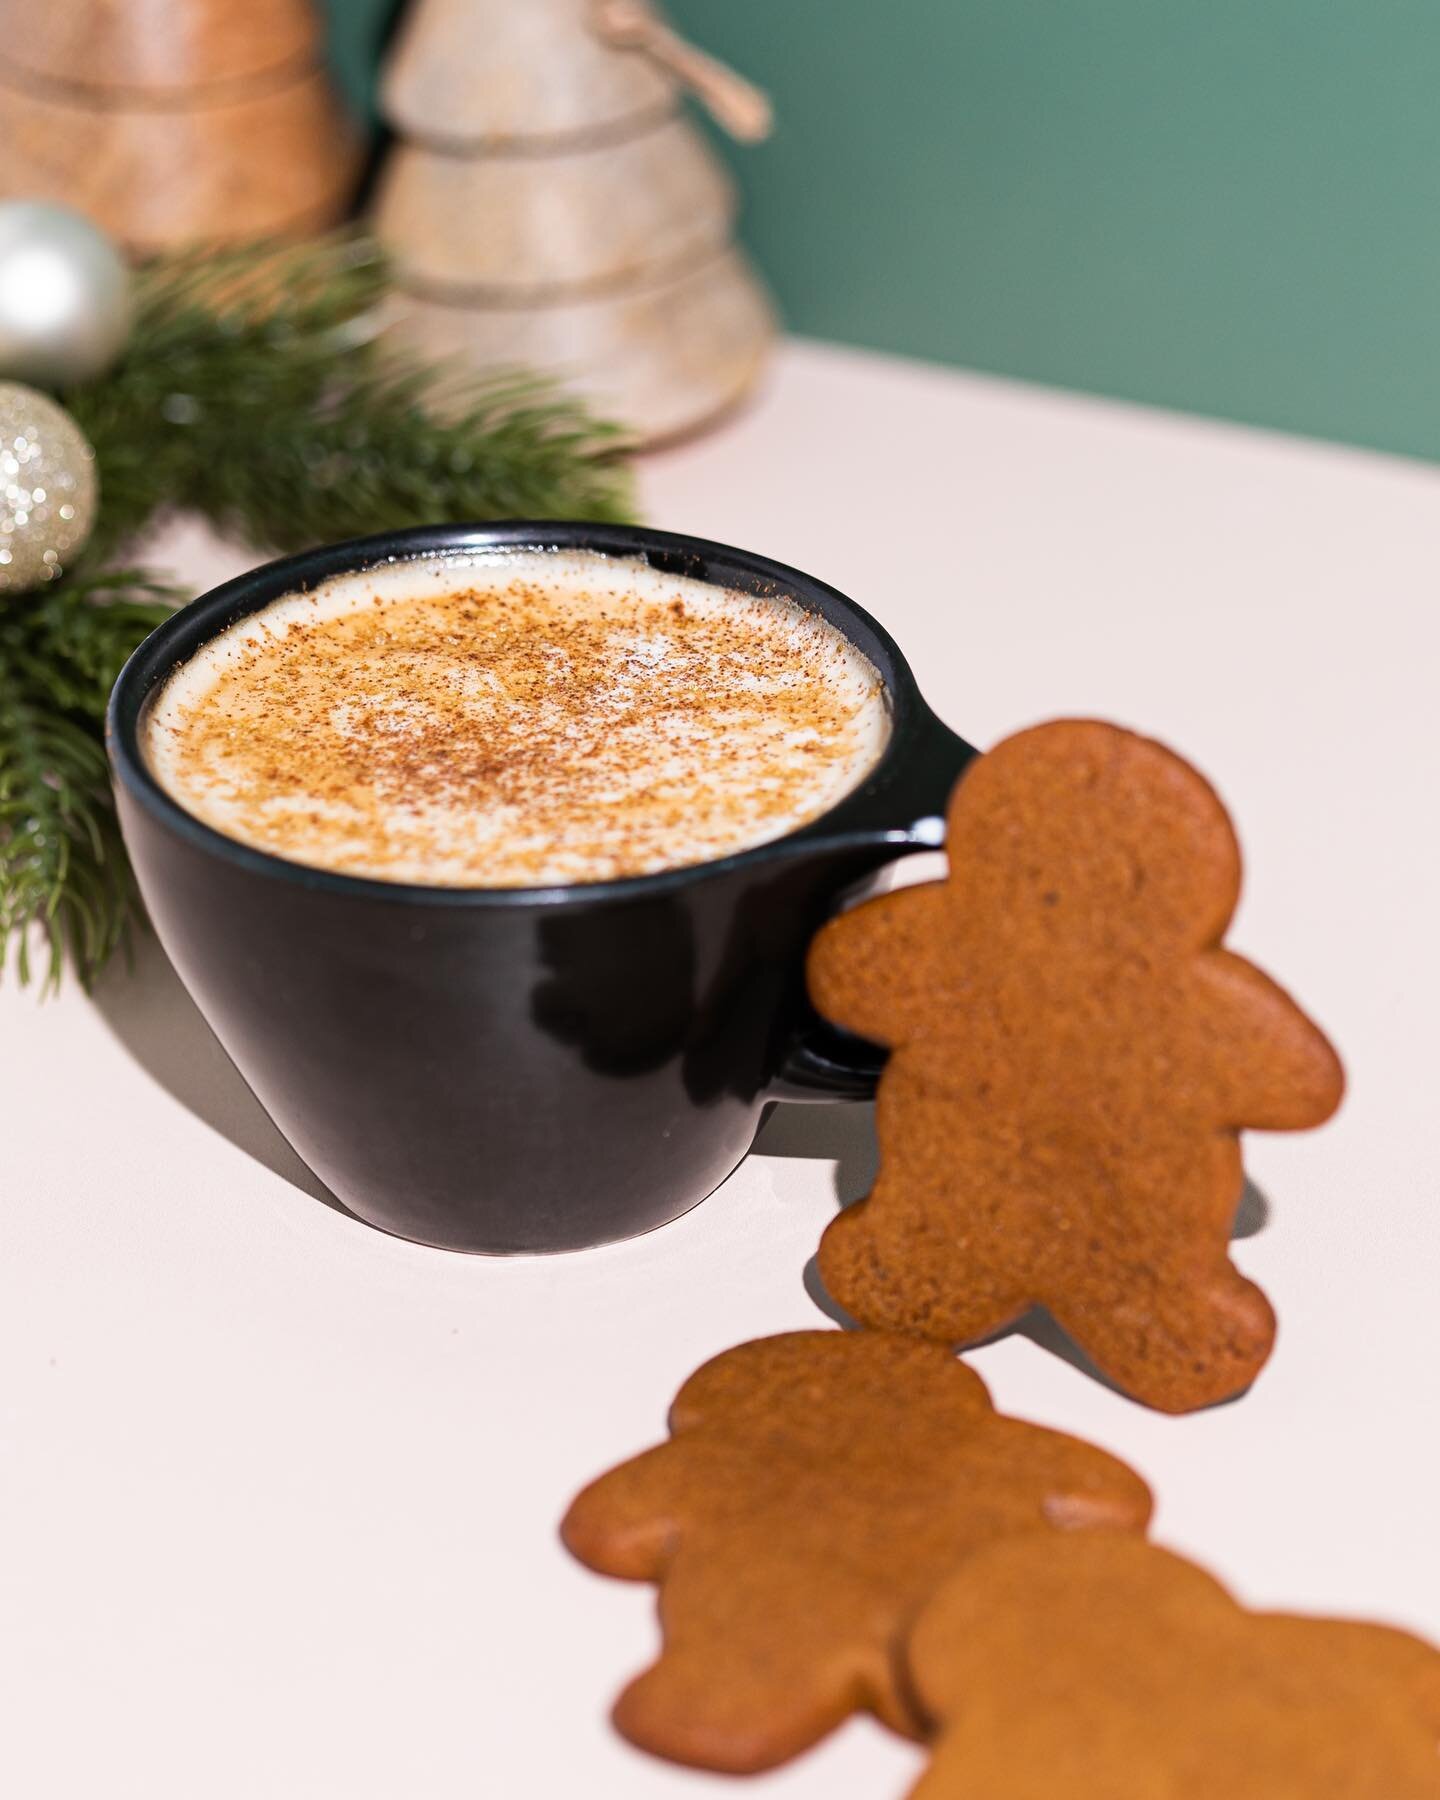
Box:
[142,550,891,887]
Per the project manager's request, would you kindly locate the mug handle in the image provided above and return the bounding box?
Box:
[767,711,976,1104]
[768,1017,889,1102]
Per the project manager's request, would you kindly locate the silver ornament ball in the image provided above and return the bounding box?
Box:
[0,202,132,389]
[0,382,98,593]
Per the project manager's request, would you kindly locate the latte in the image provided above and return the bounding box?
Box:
[142,550,890,887]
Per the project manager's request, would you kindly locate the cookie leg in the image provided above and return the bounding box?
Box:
[817,1194,1027,1345]
[1051,1257,1276,1413]
[613,1636,863,1773]
[612,1555,879,1773]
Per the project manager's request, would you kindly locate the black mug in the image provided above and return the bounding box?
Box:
[108,523,975,1253]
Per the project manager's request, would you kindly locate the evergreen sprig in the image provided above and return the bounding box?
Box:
[0,569,177,988]
[67,234,635,553]
[2,233,637,987]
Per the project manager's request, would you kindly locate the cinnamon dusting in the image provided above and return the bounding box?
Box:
[144,556,889,887]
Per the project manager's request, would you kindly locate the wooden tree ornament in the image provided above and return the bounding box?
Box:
[373,0,777,444]
[0,0,360,255]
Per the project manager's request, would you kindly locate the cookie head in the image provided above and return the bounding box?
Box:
[946,720,1243,950]
[667,1327,993,1440]
[906,1533,1440,1799]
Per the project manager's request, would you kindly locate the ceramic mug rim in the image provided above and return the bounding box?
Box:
[106,521,949,912]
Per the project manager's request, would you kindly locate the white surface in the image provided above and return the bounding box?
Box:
[3,339,1438,1799]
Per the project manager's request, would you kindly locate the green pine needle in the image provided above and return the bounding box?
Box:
[66,234,636,554]
[2,232,638,987]
[0,569,176,988]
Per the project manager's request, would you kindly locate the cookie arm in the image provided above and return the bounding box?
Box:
[996,1422,1155,1534]
[559,1443,686,1580]
[1194,952,1345,1130]
[807,883,954,1046]
[1261,1614,1440,1735]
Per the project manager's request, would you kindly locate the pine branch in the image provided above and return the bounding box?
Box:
[66,235,636,558]
[0,570,176,988]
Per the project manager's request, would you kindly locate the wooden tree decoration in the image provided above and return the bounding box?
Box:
[373,0,777,444]
[0,0,360,255]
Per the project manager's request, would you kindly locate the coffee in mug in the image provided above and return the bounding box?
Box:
[142,550,891,888]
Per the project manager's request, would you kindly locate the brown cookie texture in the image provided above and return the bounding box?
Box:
[903,1532,1440,1799]
[810,719,1345,1413]
[559,1329,1152,1774]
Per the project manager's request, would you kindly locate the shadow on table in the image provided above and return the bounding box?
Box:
[90,932,346,1213]
[751,1100,880,1209]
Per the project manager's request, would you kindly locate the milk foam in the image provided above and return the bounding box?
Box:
[143,550,891,887]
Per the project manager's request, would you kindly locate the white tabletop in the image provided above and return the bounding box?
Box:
[4,340,1437,1799]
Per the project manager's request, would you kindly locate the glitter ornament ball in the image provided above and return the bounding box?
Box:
[0,383,98,593]
[0,202,133,389]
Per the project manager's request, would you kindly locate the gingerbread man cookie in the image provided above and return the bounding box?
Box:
[560,1329,1151,1773]
[904,1532,1440,1799]
[809,720,1344,1412]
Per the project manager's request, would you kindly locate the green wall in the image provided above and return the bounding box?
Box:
[326,2,1440,462]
